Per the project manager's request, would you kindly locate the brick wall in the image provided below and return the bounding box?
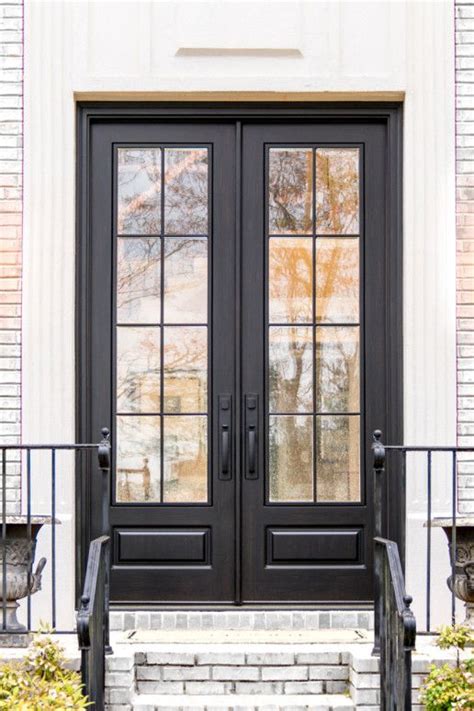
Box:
[0,0,22,513]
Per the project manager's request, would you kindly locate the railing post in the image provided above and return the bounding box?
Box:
[98,428,112,655]
[372,429,385,655]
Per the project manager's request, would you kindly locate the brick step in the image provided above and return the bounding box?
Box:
[133,645,349,696]
[105,635,460,710]
[130,693,355,711]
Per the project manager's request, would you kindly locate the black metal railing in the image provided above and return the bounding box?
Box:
[375,537,416,710]
[0,428,110,636]
[372,429,471,640]
[77,535,111,710]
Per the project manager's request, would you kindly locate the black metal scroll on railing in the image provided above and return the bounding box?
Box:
[375,537,416,711]
[77,535,111,710]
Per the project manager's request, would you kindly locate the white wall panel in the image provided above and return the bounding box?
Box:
[23,0,455,624]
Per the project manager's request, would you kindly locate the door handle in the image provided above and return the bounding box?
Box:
[248,426,256,475]
[221,425,230,475]
[218,395,232,481]
[245,394,258,480]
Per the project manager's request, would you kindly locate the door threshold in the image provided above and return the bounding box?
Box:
[109,608,374,633]
[110,603,373,610]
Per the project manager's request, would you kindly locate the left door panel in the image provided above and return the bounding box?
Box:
[84,121,236,603]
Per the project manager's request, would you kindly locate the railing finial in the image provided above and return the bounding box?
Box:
[98,427,111,471]
[403,594,413,609]
[372,429,385,470]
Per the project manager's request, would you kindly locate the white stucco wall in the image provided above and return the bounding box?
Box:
[22,0,455,629]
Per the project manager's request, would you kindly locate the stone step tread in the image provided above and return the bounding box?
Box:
[123,630,369,646]
[131,693,354,710]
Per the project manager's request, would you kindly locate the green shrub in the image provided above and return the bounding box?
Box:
[0,630,90,709]
[420,625,474,710]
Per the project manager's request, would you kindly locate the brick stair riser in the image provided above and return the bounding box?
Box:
[132,649,348,695]
[104,645,461,710]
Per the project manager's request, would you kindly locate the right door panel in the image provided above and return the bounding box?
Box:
[240,121,389,603]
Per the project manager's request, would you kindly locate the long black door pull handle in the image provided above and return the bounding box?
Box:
[218,395,232,481]
[245,394,258,480]
[248,426,256,474]
[221,425,230,475]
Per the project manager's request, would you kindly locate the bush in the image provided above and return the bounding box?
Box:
[420,624,474,710]
[0,630,90,709]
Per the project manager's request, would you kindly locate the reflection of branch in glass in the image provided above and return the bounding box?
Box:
[164,329,207,414]
[316,149,359,234]
[118,149,161,234]
[269,150,312,234]
[117,329,160,412]
[269,240,312,322]
[165,150,208,234]
[117,239,160,318]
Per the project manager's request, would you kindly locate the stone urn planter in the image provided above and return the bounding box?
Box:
[0,516,53,645]
[431,517,474,629]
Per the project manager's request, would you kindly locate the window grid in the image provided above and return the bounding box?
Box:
[267,145,361,504]
[115,146,210,504]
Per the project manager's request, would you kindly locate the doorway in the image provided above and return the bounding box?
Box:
[77,104,403,604]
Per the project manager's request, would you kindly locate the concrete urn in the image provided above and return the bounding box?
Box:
[0,516,52,635]
[432,518,474,628]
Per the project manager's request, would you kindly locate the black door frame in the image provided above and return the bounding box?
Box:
[76,102,403,605]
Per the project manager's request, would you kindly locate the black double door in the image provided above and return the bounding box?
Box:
[83,109,401,604]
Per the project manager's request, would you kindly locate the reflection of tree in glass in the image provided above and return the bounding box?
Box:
[116,416,160,502]
[269,416,313,502]
[117,149,161,234]
[269,150,312,234]
[164,416,207,503]
[117,328,160,413]
[316,415,359,502]
[165,149,208,235]
[316,149,359,234]
[269,239,312,323]
[164,328,207,414]
[164,238,208,324]
[117,239,160,322]
[269,326,312,413]
[316,240,358,323]
[316,329,359,413]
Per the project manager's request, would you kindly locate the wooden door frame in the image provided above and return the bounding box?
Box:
[75,102,403,606]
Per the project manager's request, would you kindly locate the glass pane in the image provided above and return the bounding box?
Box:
[316,415,360,502]
[117,327,160,413]
[269,415,313,502]
[164,238,207,324]
[269,326,313,413]
[316,238,359,323]
[117,148,161,235]
[116,415,161,502]
[163,327,207,414]
[316,148,359,235]
[269,148,313,235]
[269,238,312,324]
[163,416,208,502]
[164,148,208,235]
[117,238,160,324]
[316,327,360,413]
